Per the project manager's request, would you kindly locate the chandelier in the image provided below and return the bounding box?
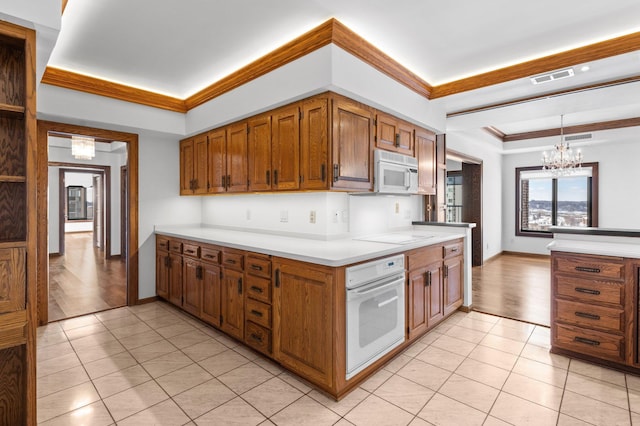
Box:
[542,115,582,175]
[71,135,96,160]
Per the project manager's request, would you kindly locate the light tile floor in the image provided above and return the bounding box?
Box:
[37,301,640,425]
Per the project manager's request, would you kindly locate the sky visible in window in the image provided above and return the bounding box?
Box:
[529,177,587,202]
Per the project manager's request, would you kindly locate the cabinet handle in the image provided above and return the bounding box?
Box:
[250,285,264,293]
[575,266,601,274]
[274,170,279,185]
[425,271,432,286]
[321,164,326,182]
[275,269,281,288]
[196,265,203,280]
[266,170,270,185]
[575,287,601,295]
[164,256,169,267]
[574,336,600,346]
[238,277,243,294]
[575,311,601,320]
[204,254,216,260]
[250,309,263,317]
[226,175,231,189]
[185,249,195,254]
[395,133,400,147]
[444,265,448,278]
[333,164,339,182]
[250,264,263,271]
[226,259,236,264]
[450,247,459,253]
[250,333,263,343]
[221,175,226,189]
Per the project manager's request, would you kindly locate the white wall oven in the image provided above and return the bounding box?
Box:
[345,254,405,379]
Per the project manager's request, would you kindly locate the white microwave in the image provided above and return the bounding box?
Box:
[374,149,418,194]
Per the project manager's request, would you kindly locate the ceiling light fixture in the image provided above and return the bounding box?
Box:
[71,135,96,160]
[530,68,575,85]
[542,115,583,175]
[580,65,590,72]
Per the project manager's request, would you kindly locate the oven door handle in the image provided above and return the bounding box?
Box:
[377,295,398,308]
[350,276,404,297]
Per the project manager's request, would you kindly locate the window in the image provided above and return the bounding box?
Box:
[516,163,598,237]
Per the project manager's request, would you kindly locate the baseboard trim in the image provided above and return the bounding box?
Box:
[136,296,160,305]
[459,305,473,313]
[482,250,550,265]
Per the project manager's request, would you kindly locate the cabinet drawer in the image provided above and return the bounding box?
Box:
[246,275,271,304]
[443,241,463,259]
[554,323,624,363]
[245,321,272,355]
[246,255,271,278]
[156,236,170,252]
[407,245,441,270]
[222,251,244,271]
[245,298,271,328]
[555,299,624,333]
[169,240,183,254]
[554,254,625,281]
[201,246,221,264]
[183,243,200,258]
[555,275,624,308]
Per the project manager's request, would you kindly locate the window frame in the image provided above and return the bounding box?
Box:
[515,162,599,238]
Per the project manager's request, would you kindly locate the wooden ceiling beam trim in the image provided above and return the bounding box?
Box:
[431,31,640,99]
[483,126,506,141]
[502,117,640,142]
[41,67,188,112]
[447,75,640,118]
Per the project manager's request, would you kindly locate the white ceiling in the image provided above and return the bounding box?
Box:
[47,0,640,145]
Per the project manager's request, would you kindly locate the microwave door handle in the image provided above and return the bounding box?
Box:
[404,169,410,188]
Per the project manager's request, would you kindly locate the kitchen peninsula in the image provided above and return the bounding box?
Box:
[548,227,640,373]
[155,224,468,399]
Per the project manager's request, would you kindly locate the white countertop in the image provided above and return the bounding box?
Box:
[547,235,640,259]
[154,225,465,267]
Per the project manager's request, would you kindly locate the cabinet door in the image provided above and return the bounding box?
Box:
[156,251,169,300]
[201,262,221,327]
[221,268,244,339]
[443,256,463,315]
[168,254,183,306]
[180,138,195,195]
[426,262,444,326]
[407,266,428,341]
[416,129,436,195]
[193,133,208,194]
[0,248,25,314]
[396,121,415,156]
[273,260,333,388]
[208,129,227,193]
[248,115,272,191]
[183,258,201,317]
[331,98,374,191]
[226,123,248,193]
[300,98,329,190]
[375,112,399,152]
[272,106,300,191]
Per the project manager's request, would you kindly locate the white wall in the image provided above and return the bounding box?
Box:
[445,130,503,261]
[502,138,640,254]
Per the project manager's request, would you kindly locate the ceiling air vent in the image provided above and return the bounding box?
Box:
[564,133,592,142]
[530,68,575,85]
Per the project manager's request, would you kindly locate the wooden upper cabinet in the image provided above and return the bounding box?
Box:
[331,97,374,191]
[375,112,414,156]
[416,128,436,195]
[248,115,272,191]
[272,106,300,191]
[180,133,208,195]
[226,122,249,193]
[208,129,227,194]
[300,98,329,190]
[180,137,195,195]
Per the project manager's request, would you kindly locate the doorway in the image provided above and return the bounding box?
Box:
[446,151,483,266]
[36,121,139,325]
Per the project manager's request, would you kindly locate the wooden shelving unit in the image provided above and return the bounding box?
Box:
[0,20,36,425]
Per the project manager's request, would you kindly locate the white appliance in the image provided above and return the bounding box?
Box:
[374,149,418,194]
[345,254,406,380]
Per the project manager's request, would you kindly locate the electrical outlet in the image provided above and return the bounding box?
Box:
[280,210,288,223]
[309,210,316,224]
[395,202,400,214]
[332,211,339,223]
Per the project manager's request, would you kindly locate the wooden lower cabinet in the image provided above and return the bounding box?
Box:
[201,262,221,327]
[443,254,464,316]
[182,257,201,317]
[273,258,334,389]
[156,250,169,300]
[168,254,183,307]
[221,267,244,340]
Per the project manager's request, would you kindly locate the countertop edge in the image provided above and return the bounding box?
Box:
[550,227,640,238]
[413,221,476,228]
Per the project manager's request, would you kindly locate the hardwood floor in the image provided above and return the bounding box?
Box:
[472,252,550,326]
[49,232,126,322]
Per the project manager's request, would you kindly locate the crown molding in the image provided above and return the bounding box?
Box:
[431,31,640,99]
[40,17,640,112]
[485,117,640,142]
[41,67,187,112]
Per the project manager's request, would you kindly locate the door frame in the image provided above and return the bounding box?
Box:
[37,121,139,325]
[54,165,110,256]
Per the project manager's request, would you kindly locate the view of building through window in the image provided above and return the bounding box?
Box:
[518,165,596,234]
